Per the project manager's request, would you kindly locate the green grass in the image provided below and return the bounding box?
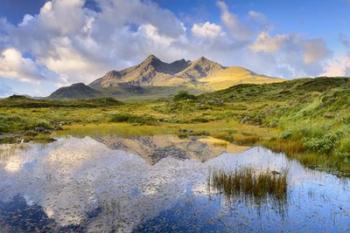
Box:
[164,77,350,175]
[0,95,122,108]
[0,77,350,175]
[110,113,159,125]
[209,168,288,211]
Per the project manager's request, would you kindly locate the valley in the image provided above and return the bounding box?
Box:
[2,1,350,232]
[1,77,349,176]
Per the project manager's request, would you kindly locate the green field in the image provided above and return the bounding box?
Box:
[1,77,350,176]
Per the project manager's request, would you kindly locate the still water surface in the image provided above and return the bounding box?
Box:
[0,135,349,233]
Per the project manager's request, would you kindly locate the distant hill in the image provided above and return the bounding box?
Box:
[49,83,101,99]
[50,55,283,99]
[7,95,32,100]
[199,66,283,91]
[201,77,350,102]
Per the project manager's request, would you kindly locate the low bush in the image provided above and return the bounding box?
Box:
[177,129,209,138]
[339,138,350,153]
[110,113,158,125]
[33,121,53,129]
[173,91,197,101]
[304,133,339,154]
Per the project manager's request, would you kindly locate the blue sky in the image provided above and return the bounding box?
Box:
[0,0,350,96]
[155,0,350,52]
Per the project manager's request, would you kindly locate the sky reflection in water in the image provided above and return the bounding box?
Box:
[0,136,349,233]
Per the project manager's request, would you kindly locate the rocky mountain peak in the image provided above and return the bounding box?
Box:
[142,54,162,66]
[194,56,218,65]
[51,55,282,99]
[176,56,224,80]
[145,54,159,61]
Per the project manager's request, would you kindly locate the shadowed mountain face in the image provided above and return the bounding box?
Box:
[89,55,214,89]
[89,55,281,90]
[176,56,223,81]
[50,55,283,99]
[49,83,101,99]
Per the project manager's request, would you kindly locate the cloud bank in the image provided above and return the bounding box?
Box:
[0,0,346,96]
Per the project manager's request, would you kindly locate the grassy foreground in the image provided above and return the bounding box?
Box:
[0,77,350,176]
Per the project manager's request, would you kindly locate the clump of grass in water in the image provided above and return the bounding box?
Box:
[209,168,288,214]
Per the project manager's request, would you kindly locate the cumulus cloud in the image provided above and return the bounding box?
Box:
[250,32,288,53]
[0,0,339,95]
[248,30,330,77]
[191,22,222,39]
[217,0,251,41]
[303,39,329,65]
[2,0,189,85]
[323,56,350,77]
[138,24,176,46]
[0,48,47,82]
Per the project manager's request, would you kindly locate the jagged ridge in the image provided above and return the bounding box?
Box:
[50,55,283,99]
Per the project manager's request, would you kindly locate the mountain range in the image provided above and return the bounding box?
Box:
[49,55,283,100]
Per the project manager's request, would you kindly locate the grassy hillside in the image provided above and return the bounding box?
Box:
[0,77,349,175]
[94,85,202,101]
[0,95,122,108]
[49,83,101,99]
[164,77,350,174]
[199,66,283,91]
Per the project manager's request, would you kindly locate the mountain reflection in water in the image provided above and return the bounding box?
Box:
[0,136,349,233]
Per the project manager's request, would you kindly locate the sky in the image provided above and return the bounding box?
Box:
[0,0,350,97]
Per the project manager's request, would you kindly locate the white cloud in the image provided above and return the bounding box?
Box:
[248,31,330,77]
[36,36,110,85]
[323,55,350,77]
[19,14,34,26]
[138,24,175,46]
[191,22,222,39]
[38,0,86,35]
[2,0,188,86]
[303,39,329,65]
[217,0,251,41]
[248,11,266,23]
[0,0,338,95]
[0,48,46,82]
[250,32,288,53]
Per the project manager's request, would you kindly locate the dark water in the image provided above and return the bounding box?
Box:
[0,136,349,233]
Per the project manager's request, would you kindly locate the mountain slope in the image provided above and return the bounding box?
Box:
[90,55,192,89]
[90,55,282,92]
[199,66,283,91]
[49,83,101,99]
[50,55,284,99]
[176,56,223,81]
